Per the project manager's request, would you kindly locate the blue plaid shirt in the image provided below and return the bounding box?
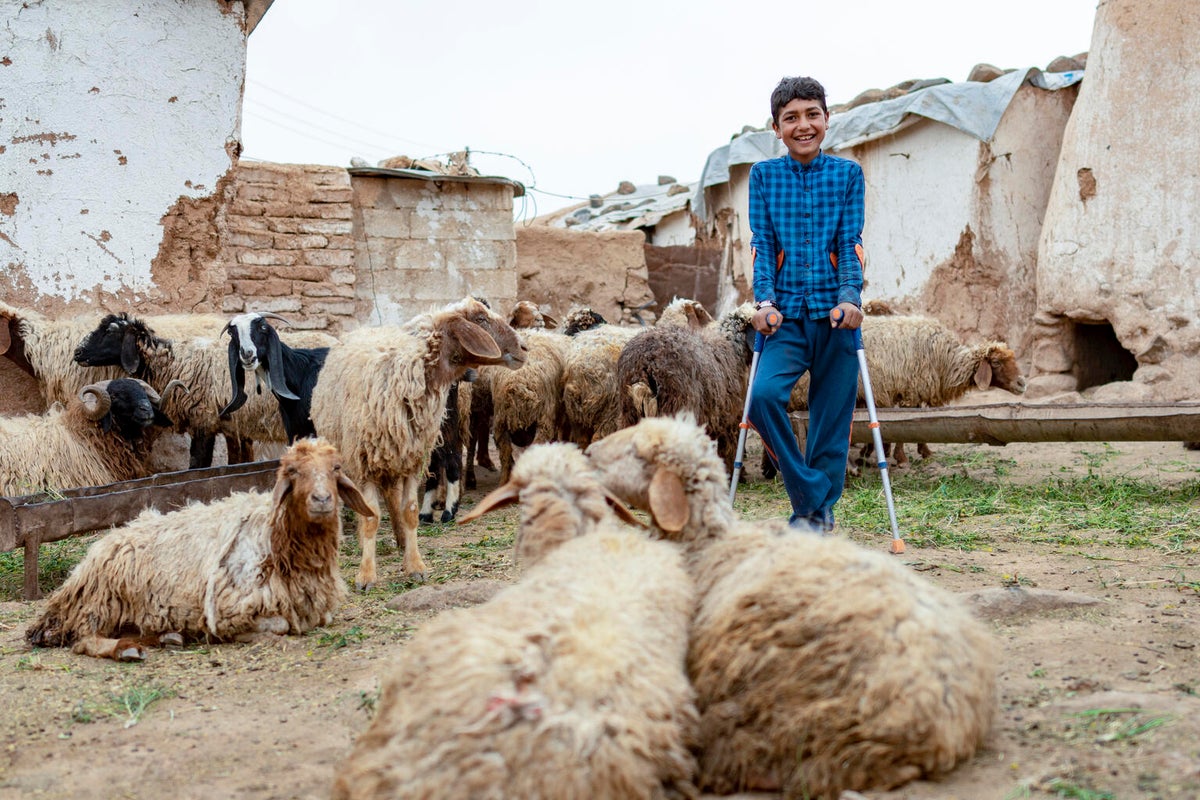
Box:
[749,151,865,320]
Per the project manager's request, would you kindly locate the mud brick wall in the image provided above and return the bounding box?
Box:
[221,164,357,331]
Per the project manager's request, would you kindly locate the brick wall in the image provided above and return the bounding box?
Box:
[221,163,357,331]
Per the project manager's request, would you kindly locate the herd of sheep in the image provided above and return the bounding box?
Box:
[0,294,1025,797]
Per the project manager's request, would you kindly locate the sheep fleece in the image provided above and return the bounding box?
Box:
[689,528,997,798]
[333,529,700,800]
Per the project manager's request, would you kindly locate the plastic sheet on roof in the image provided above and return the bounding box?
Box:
[692,67,1084,220]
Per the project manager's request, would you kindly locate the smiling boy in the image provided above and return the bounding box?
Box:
[746,75,865,531]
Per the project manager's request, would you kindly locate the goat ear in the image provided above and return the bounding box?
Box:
[120,330,142,375]
[648,467,689,533]
[973,359,993,390]
[337,474,375,517]
[219,344,248,419]
[604,490,645,528]
[457,482,520,523]
[266,328,300,400]
[448,318,502,361]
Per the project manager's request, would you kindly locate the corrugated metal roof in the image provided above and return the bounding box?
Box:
[549,180,695,232]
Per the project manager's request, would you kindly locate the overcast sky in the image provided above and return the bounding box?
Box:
[241,0,1098,219]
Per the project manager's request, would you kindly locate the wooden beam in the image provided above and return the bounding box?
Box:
[790,402,1200,446]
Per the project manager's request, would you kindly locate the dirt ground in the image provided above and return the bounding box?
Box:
[1,438,1198,800]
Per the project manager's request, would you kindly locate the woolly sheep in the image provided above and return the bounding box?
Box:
[585,416,998,799]
[465,300,557,489]
[558,323,642,447]
[617,303,755,471]
[0,378,184,497]
[560,305,609,337]
[333,443,699,800]
[479,328,571,485]
[309,297,525,588]
[655,297,714,331]
[26,438,372,661]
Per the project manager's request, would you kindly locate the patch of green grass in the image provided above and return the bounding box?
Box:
[109,681,175,729]
[1065,707,1173,743]
[314,625,366,649]
[0,533,103,601]
[1046,779,1114,800]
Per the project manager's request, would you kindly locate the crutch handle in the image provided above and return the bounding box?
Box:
[763,308,781,329]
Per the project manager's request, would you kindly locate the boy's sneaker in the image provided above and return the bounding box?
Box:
[789,509,835,533]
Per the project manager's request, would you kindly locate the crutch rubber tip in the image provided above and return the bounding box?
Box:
[890,539,906,554]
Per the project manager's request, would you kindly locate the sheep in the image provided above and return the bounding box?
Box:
[616,303,755,472]
[772,314,1028,477]
[218,311,330,444]
[464,299,558,489]
[72,312,337,467]
[309,297,525,589]
[585,415,998,799]
[654,297,714,331]
[479,328,571,485]
[25,438,373,661]
[560,304,609,337]
[558,323,642,447]
[0,378,186,497]
[333,443,699,800]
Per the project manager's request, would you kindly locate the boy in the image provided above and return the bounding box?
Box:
[747,75,865,532]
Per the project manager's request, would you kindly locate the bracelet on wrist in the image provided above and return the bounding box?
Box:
[755,300,776,311]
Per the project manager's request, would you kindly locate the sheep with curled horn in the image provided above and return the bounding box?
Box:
[27,438,372,661]
[218,311,330,444]
[309,297,526,589]
[585,415,998,799]
[0,378,187,497]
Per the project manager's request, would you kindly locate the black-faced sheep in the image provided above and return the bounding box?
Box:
[26,438,372,661]
[585,416,998,799]
[333,443,699,800]
[560,304,609,337]
[616,303,755,472]
[218,311,330,444]
[309,297,525,589]
[73,312,337,467]
[0,378,185,497]
[419,372,472,524]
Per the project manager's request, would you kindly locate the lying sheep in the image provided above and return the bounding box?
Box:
[617,303,755,471]
[26,438,372,661]
[333,443,699,800]
[0,378,185,497]
[309,297,525,588]
[586,416,998,799]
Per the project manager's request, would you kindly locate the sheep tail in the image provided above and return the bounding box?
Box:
[626,382,658,419]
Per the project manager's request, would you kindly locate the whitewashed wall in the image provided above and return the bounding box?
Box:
[1,0,246,306]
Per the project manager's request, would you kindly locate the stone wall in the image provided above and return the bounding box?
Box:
[350,175,517,325]
[220,163,357,331]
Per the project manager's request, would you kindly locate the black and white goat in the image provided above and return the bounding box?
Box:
[219,312,329,444]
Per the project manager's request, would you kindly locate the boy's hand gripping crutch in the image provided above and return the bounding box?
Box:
[729,308,780,503]
[849,324,905,554]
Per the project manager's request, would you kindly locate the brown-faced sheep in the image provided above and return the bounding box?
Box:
[0,378,185,497]
[26,438,373,661]
[585,416,998,799]
[309,297,525,589]
[617,303,755,472]
[655,297,714,331]
[333,443,699,800]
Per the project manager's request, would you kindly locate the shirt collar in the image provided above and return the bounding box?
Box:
[786,151,826,173]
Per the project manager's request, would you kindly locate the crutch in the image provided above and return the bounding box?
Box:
[729,309,780,503]
[851,325,905,554]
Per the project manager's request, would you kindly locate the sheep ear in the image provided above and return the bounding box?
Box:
[337,474,375,517]
[448,318,502,361]
[973,359,993,390]
[120,330,142,375]
[604,490,645,528]
[541,312,559,330]
[271,473,293,509]
[648,467,689,533]
[266,328,300,401]
[457,482,520,524]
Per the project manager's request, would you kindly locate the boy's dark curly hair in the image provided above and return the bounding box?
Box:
[770,76,828,122]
